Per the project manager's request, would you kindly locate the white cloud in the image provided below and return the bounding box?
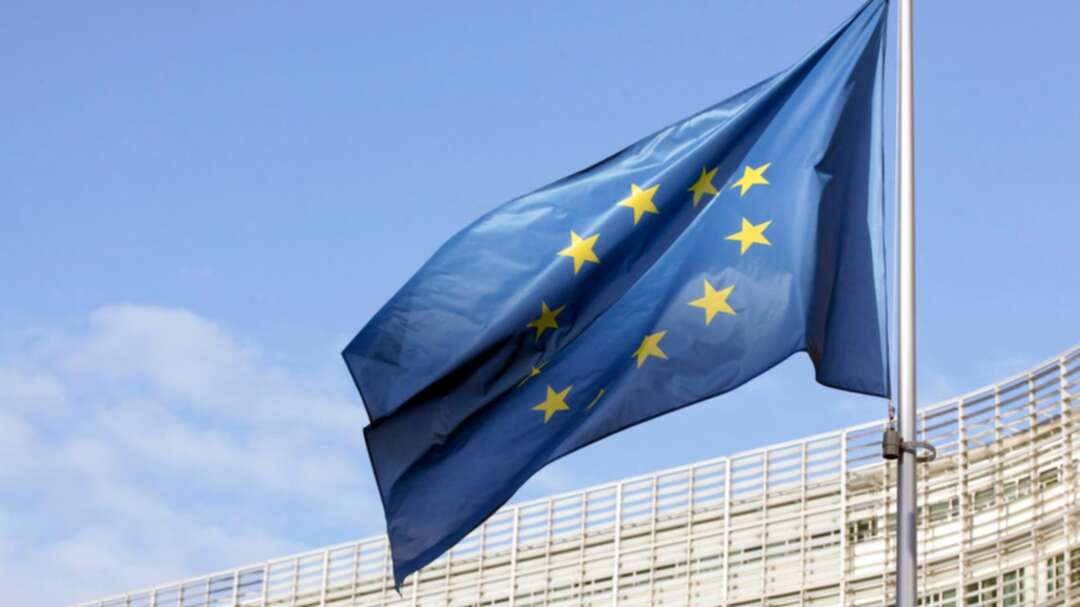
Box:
[0,304,380,606]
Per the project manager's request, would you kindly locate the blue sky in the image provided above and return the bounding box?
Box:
[2,1,1078,604]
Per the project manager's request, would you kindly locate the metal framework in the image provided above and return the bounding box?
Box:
[79,345,1080,607]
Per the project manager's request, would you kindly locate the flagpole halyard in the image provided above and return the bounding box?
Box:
[896,0,918,605]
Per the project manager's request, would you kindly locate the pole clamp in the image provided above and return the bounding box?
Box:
[881,428,936,463]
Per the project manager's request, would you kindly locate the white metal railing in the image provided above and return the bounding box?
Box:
[78,345,1080,606]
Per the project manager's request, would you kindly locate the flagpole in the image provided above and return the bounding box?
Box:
[896,0,918,604]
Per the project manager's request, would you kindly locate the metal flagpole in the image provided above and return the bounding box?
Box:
[896,0,918,605]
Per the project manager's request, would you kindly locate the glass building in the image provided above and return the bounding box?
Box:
[79,346,1079,606]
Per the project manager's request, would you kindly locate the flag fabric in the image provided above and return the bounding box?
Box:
[344,0,889,586]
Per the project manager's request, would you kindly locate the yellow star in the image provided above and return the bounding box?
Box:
[632,330,668,368]
[688,280,736,325]
[730,162,771,197]
[688,167,719,206]
[517,362,546,388]
[557,231,600,274]
[526,302,565,341]
[725,217,772,254]
[616,183,660,225]
[532,385,572,423]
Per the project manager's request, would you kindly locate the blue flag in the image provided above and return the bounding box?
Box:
[344,0,889,586]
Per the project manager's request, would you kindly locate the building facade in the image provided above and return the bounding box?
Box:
[80,346,1079,607]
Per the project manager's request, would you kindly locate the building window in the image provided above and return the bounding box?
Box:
[846,517,878,543]
[964,567,1023,606]
[1038,466,1061,489]
[1071,547,1080,589]
[1048,553,1066,596]
[930,497,959,523]
[919,588,957,607]
[971,487,995,512]
[1001,569,1024,606]
[965,576,997,605]
[1001,476,1031,502]
[1047,547,1080,592]
[921,496,959,526]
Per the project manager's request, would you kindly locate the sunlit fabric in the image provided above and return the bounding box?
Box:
[343,0,889,586]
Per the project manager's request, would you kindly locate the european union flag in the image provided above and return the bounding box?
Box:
[344,0,889,586]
